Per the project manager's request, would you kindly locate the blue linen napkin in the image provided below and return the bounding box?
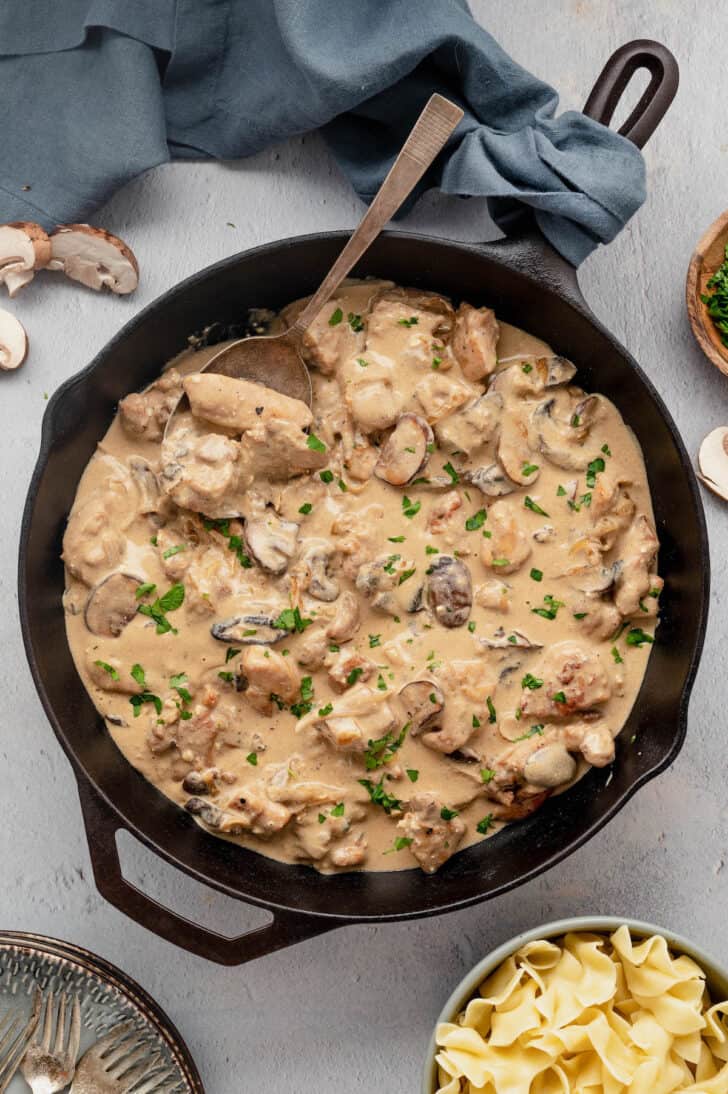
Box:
[0,0,646,266]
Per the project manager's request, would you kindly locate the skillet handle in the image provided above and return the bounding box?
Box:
[77,781,338,966]
[582,39,678,149]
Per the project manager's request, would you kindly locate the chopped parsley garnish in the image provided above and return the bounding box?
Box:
[552,691,567,704]
[94,660,119,680]
[701,243,728,346]
[203,518,252,568]
[580,492,592,508]
[586,457,605,488]
[571,413,581,427]
[649,587,660,598]
[331,802,345,817]
[530,568,543,582]
[487,696,497,724]
[131,663,147,687]
[346,666,364,686]
[338,478,348,492]
[472,714,481,728]
[318,703,333,717]
[406,769,419,783]
[358,777,401,813]
[573,612,588,620]
[522,462,539,477]
[398,567,416,585]
[320,469,334,484]
[170,672,192,703]
[440,806,459,821]
[357,357,369,368]
[476,814,495,835]
[130,692,163,718]
[318,813,326,824]
[383,554,401,574]
[465,509,487,531]
[531,594,563,621]
[306,432,326,453]
[443,461,459,484]
[480,768,495,784]
[521,362,533,374]
[137,582,185,635]
[217,671,234,683]
[363,723,409,770]
[376,674,388,691]
[347,312,364,332]
[298,502,313,515]
[328,307,343,326]
[398,316,419,327]
[270,693,287,711]
[135,582,156,600]
[432,357,441,369]
[388,535,405,543]
[383,836,413,854]
[368,634,381,648]
[162,544,186,560]
[290,676,314,718]
[626,627,654,647]
[402,496,421,518]
[522,673,543,690]
[492,558,510,568]
[468,621,476,633]
[225,647,241,663]
[602,443,612,456]
[425,545,439,555]
[150,535,158,546]
[246,752,258,766]
[273,606,313,633]
[524,496,549,517]
[611,646,624,664]
[639,599,649,613]
[514,724,544,742]
[556,485,567,497]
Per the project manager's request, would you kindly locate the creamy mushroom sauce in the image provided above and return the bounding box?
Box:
[62,280,661,875]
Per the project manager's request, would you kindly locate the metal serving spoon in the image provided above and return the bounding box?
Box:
[167,92,463,423]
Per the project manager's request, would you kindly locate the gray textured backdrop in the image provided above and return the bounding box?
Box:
[2,2,727,1091]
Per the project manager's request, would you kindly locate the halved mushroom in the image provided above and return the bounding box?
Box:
[326,591,361,644]
[48,225,138,294]
[479,627,542,650]
[398,681,445,734]
[300,541,340,601]
[425,555,472,628]
[543,356,577,387]
[523,743,577,788]
[0,222,50,297]
[530,392,601,471]
[567,561,621,597]
[0,308,28,371]
[185,797,248,835]
[245,511,299,574]
[698,426,728,502]
[465,463,516,497]
[84,573,141,636]
[374,413,433,486]
[497,412,539,486]
[128,456,161,514]
[211,613,289,644]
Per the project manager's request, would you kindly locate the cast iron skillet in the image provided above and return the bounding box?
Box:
[20,41,708,966]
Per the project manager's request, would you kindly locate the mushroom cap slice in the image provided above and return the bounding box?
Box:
[210,613,289,644]
[244,512,299,574]
[375,413,434,486]
[0,308,28,371]
[48,225,139,294]
[425,555,472,628]
[0,221,51,297]
[465,463,516,497]
[530,392,600,471]
[479,627,542,650]
[84,573,141,636]
[698,426,728,502]
[523,743,577,788]
[398,680,445,734]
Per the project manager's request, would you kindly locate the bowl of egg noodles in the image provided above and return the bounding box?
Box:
[424,917,728,1094]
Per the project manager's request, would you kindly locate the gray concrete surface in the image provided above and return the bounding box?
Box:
[2,2,727,1090]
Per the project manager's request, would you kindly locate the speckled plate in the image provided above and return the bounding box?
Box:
[0,932,203,1092]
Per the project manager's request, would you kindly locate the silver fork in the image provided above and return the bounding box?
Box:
[70,1021,179,1094]
[0,988,41,1092]
[20,989,82,1093]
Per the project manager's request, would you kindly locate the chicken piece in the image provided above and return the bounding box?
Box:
[183,372,312,434]
[295,628,330,671]
[86,651,142,695]
[119,368,183,443]
[519,642,611,720]
[294,810,354,863]
[452,302,499,382]
[326,591,361,644]
[299,685,396,753]
[327,651,376,692]
[175,708,220,767]
[591,478,636,551]
[415,373,474,423]
[330,836,368,868]
[263,761,347,809]
[345,436,379,482]
[614,515,659,616]
[497,409,539,486]
[423,660,497,753]
[562,720,615,767]
[155,526,191,580]
[434,392,502,455]
[236,646,301,715]
[223,786,292,836]
[347,376,404,432]
[397,793,465,874]
[474,579,510,614]
[480,499,531,575]
[573,599,622,641]
[241,416,328,480]
[332,504,385,580]
[185,544,243,616]
[62,456,140,585]
[427,490,463,535]
[366,289,454,369]
[161,428,248,518]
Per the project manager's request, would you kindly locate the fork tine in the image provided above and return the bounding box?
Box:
[67,996,81,1063]
[118,1049,163,1091]
[0,991,41,1094]
[132,1066,178,1094]
[52,993,67,1055]
[92,1019,135,1059]
[104,1035,144,1071]
[0,1015,22,1058]
[41,990,54,1052]
[108,1041,148,1078]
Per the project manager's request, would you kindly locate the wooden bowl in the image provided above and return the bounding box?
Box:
[687,208,728,376]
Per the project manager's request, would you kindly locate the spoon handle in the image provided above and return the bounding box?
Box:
[289,93,464,339]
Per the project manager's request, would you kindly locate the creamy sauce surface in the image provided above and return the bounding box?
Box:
[62,280,661,874]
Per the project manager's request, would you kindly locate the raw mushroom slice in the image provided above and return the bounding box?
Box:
[84,573,141,636]
[425,555,472,628]
[398,681,445,735]
[0,221,50,296]
[374,413,433,486]
[0,308,28,371]
[698,426,728,502]
[244,511,299,574]
[465,463,517,497]
[48,225,139,294]
[479,627,542,650]
[211,613,290,644]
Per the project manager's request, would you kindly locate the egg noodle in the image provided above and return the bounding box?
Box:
[434,927,728,1094]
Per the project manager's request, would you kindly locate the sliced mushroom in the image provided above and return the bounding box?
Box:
[523,743,577,788]
[374,413,433,486]
[185,797,248,835]
[128,456,160,514]
[48,225,139,294]
[182,769,219,796]
[398,681,445,734]
[425,555,472,628]
[325,591,361,644]
[698,426,728,502]
[479,627,542,650]
[0,308,28,371]
[497,412,539,486]
[543,356,577,387]
[301,540,340,601]
[244,511,299,574]
[211,613,289,644]
[0,222,50,297]
[533,524,556,543]
[569,561,621,597]
[435,392,502,456]
[84,573,141,636]
[465,463,516,497]
[530,392,601,471]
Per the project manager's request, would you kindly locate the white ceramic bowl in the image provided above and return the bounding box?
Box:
[422,915,728,1093]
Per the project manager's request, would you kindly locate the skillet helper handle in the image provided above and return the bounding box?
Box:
[582,39,678,148]
[77,782,337,966]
